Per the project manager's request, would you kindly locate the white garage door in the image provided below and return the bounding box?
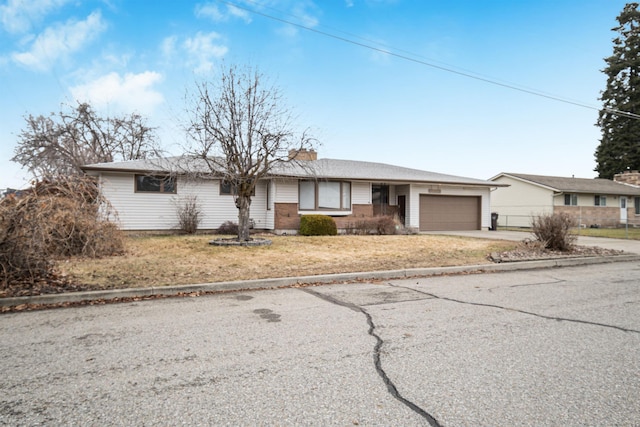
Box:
[419,195,480,231]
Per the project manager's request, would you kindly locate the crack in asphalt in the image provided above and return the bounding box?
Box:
[389,284,640,334]
[302,288,441,427]
[504,279,565,289]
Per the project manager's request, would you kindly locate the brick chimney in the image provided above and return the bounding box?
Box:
[288,149,317,161]
[614,170,640,186]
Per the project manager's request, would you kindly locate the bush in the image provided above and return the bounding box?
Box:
[344,216,399,235]
[299,215,337,236]
[217,220,239,235]
[531,212,576,251]
[0,176,124,291]
[174,196,203,234]
[374,215,398,235]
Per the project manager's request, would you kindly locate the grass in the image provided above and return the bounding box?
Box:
[498,226,640,240]
[571,227,640,239]
[58,234,518,290]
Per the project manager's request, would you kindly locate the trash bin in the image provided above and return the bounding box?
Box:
[490,212,499,231]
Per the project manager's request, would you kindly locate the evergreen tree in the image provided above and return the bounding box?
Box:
[595,3,640,179]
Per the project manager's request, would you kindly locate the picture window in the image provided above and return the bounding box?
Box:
[299,180,351,211]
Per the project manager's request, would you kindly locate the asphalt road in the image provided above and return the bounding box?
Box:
[1,261,639,426]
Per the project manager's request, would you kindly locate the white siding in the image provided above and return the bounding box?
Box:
[99,172,270,230]
[99,172,494,231]
[551,193,617,207]
[264,180,275,230]
[491,176,554,227]
[248,181,269,230]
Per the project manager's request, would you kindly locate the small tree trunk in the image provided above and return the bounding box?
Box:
[236,195,252,241]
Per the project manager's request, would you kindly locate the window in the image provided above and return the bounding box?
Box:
[299,180,351,211]
[564,194,577,206]
[220,180,255,196]
[636,197,640,215]
[372,184,389,205]
[594,195,607,206]
[135,175,176,193]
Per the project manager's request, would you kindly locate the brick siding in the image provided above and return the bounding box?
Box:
[274,203,383,232]
[554,205,640,227]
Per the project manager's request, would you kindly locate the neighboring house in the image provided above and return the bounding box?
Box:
[82,150,505,233]
[489,172,640,228]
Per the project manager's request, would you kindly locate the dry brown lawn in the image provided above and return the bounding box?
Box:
[58,234,517,290]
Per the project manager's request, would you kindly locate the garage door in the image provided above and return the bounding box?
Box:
[419,195,480,231]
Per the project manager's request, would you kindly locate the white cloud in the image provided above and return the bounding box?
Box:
[195,3,224,21]
[11,11,107,71]
[161,35,178,58]
[0,0,70,34]
[227,4,251,22]
[292,3,319,28]
[183,31,228,74]
[70,71,164,115]
[195,2,251,23]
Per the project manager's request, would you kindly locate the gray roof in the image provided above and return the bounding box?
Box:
[494,172,640,196]
[82,156,500,187]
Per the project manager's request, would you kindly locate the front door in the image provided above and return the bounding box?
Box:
[620,197,628,223]
[398,195,406,225]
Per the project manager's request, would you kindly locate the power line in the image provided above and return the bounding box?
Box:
[217,0,640,121]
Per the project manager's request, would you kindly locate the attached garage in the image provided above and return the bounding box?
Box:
[419,195,481,231]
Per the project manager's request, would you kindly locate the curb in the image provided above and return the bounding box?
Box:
[2,254,639,308]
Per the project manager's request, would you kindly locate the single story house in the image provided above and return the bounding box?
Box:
[82,150,505,233]
[489,172,640,228]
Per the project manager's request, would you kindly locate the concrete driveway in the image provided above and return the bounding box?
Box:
[424,229,640,253]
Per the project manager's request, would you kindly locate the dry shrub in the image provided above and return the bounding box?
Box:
[531,212,576,251]
[174,196,203,234]
[217,220,239,235]
[375,215,398,235]
[0,176,124,289]
[344,216,400,235]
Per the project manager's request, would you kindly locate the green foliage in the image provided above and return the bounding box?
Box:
[299,215,337,236]
[595,3,640,179]
[531,213,576,252]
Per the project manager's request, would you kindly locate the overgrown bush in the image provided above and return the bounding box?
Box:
[0,176,124,291]
[217,220,239,235]
[299,215,337,236]
[344,216,399,235]
[531,212,576,251]
[174,196,203,234]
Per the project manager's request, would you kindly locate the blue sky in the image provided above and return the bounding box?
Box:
[0,0,631,189]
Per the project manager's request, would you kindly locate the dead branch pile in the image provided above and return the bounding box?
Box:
[0,176,124,293]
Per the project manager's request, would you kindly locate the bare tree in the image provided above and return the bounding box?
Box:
[12,102,158,179]
[185,64,316,241]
